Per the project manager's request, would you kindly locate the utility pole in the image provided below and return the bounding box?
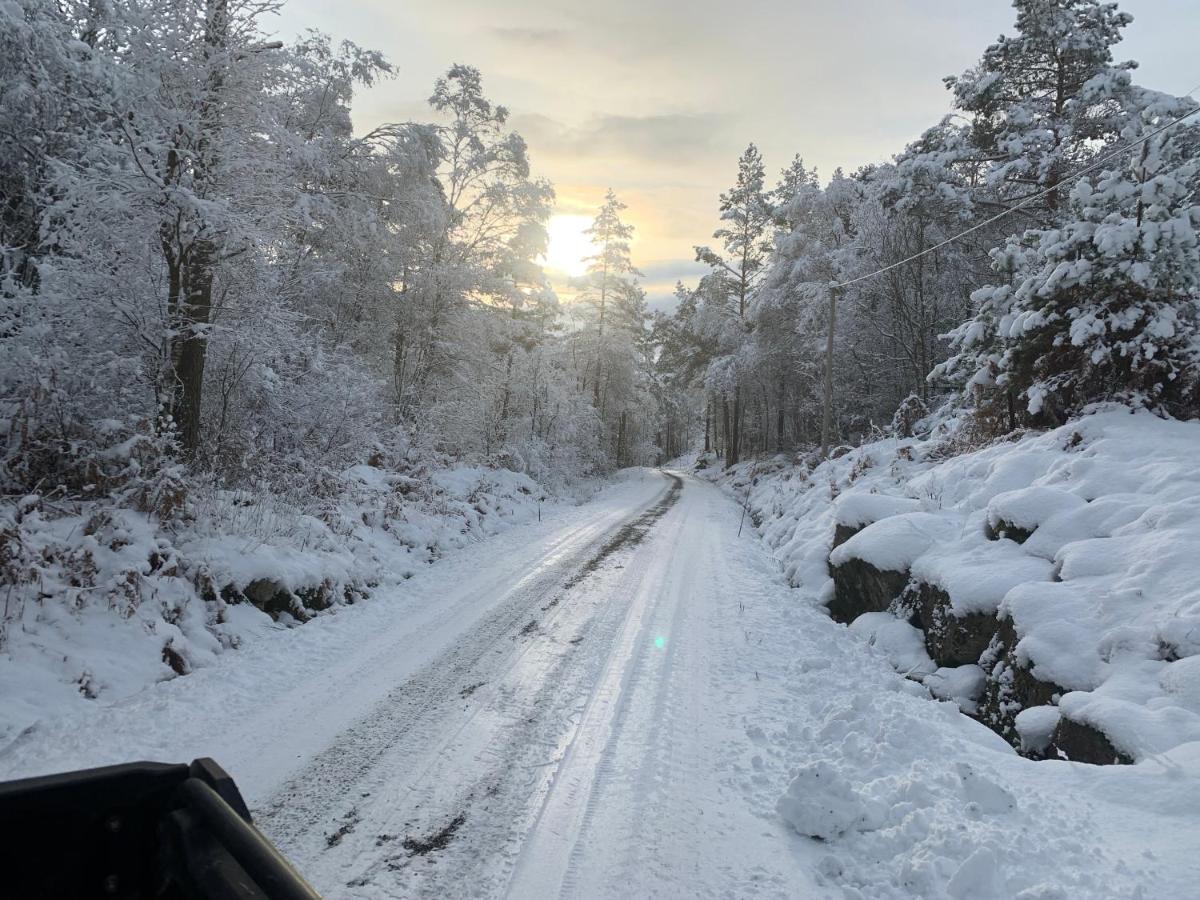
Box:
[819,281,839,458]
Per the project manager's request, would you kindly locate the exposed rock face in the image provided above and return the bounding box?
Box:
[1049,717,1134,766]
[984,518,1033,545]
[914,583,1000,668]
[219,578,349,620]
[162,641,189,676]
[832,522,861,551]
[828,520,911,624]
[825,521,1136,766]
[978,616,1065,749]
[829,558,910,625]
[296,581,335,612]
[241,578,307,621]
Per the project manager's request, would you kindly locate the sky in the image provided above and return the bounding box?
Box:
[271,0,1199,311]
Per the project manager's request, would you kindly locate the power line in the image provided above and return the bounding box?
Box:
[833,83,1200,291]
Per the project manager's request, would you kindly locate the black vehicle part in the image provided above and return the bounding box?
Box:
[0,757,321,899]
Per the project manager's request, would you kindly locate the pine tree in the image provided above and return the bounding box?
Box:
[695,144,774,466]
[580,189,639,406]
[573,190,654,466]
[945,0,1138,221]
[941,112,1200,424]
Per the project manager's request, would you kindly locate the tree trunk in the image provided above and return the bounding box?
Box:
[617,409,627,467]
[721,398,730,460]
[175,241,214,454]
[171,0,228,457]
[820,284,839,458]
[776,378,785,450]
[726,387,741,469]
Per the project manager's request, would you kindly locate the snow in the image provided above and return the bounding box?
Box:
[730,408,1200,765]
[0,462,575,744]
[4,466,1200,898]
[830,510,960,572]
[742,561,1200,899]
[776,761,885,841]
[849,611,937,677]
[834,493,922,528]
[924,664,988,714]
[911,529,1053,616]
[1014,705,1062,754]
[986,485,1087,533]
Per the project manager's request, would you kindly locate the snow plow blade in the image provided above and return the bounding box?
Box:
[0,757,321,899]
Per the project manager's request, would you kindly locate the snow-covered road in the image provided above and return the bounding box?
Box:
[4,467,1198,898]
[0,470,823,896]
[251,467,828,898]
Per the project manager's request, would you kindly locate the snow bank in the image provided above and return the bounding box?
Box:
[710,408,1200,763]
[849,612,936,677]
[738,579,1200,899]
[776,761,886,840]
[0,462,564,743]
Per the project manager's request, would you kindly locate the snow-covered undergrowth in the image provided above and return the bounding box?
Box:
[700,407,1200,766]
[0,451,566,744]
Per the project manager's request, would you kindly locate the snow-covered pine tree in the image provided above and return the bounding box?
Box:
[579,189,638,406]
[945,0,1138,223]
[575,190,655,465]
[695,144,774,466]
[942,103,1200,425]
[1007,115,1200,419]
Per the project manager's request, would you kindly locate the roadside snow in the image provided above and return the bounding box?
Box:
[696,408,1200,896]
[717,478,1200,898]
[0,462,577,745]
[849,612,936,677]
[722,408,1200,764]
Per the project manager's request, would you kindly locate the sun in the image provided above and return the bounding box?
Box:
[541,215,593,278]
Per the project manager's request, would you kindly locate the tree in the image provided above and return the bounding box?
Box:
[695,144,774,466]
[578,189,639,406]
[941,109,1200,424]
[395,64,554,424]
[571,190,655,466]
[945,0,1139,221]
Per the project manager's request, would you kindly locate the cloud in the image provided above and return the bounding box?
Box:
[511,111,736,168]
[639,259,706,284]
[489,26,570,46]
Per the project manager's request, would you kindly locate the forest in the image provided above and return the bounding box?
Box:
[3,0,1198,506]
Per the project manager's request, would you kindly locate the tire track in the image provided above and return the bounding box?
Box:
[254,472,683,891]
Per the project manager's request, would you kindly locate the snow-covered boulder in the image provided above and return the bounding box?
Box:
[832,493,922,547]
[985,487,1086,544]
[1014,705,1061,756]
[827,511,959,623]
[924,664,987,714]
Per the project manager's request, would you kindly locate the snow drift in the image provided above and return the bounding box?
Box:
[710,407,1200,765]
[0,455,560,744]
